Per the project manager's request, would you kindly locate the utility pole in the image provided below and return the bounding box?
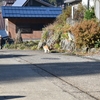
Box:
[87,0,90,9]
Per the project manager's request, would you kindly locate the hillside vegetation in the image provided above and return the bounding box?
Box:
[4,3,100,55]
[39,3,100,54]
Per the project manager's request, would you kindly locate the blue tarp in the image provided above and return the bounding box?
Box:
[0,30,8,38]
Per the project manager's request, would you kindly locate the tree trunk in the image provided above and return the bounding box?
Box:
[15,29,23,44]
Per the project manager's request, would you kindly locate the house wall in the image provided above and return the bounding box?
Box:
[21,31,42,40]
[7,18,55,40]
[8,19,16,39]
[94,0,100,20]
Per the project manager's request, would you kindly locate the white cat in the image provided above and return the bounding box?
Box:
[43,45,50,53]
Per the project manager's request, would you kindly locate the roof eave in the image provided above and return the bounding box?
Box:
[35,0,54,7]
[22,0,29,6]
[22,0,54,7]
[64,0,82,3]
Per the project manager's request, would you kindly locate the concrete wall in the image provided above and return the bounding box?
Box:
[94,0,100,20]
[82,0,94,7]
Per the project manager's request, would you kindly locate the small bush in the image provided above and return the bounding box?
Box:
[70,20,100,49]
[41,29,49,42]
[54,43,60,49]
[95,40,100,48]
[56,6,71,25]
[74,3,85,20]
[61,33,69,40]
[3,41,39,50]
[31,45,38,50]
[84,7,96,20]
[3,43,10,49]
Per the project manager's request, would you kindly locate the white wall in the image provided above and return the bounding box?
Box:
[82,0,94,7]
[5,19,9,35]
[94,0,100,20]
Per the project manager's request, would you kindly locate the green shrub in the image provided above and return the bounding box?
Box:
[18,44,26,50]
[31,45,38,50]
[3,43,10,49]
[84,7,96,20]
[9,43,18,49]
[56,6,71,25]
[41,29,49,42]
[61,33,69,40]
[54,43,60,49]
[74,3,85,20]
[95,40,100,48]
[3,41,39,50]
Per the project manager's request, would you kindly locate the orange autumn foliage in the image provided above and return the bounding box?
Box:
[70,20,100,49]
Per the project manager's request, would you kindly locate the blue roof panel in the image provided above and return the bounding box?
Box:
[2,6,62,18]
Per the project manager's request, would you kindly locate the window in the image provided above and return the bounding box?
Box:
[16,24,32,33]
[16,23,45,33]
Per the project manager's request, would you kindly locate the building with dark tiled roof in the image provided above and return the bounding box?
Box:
[2,0,62,40]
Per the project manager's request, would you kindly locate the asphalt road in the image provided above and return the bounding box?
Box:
[0,49,100,100]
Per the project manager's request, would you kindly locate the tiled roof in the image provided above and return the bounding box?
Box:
[2,6,62,18]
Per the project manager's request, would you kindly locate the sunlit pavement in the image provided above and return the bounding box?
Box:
[0,49,100,100]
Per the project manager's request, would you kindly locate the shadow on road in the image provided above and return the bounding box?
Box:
[36,61,100,76]
[0,95,25,100]
[0,54,33,59]
[0,61,100,82]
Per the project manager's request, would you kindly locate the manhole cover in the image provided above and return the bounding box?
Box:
[41,58,60,60]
